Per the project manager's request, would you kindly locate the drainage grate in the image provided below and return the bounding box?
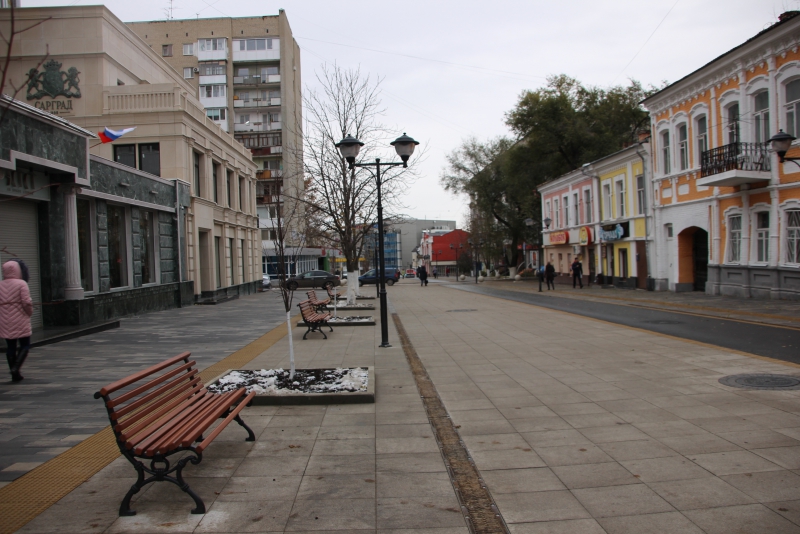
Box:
[393,313,509,534]
[447,309,478,313]
[719,374,800,390]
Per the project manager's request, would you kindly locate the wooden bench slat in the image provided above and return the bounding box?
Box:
[195,390,256,453]
[172,390,247,450]
[98,351,191,397]
[113,370,200,419]
[117,379,204,440]
[130,391,222,455]
[108,361,197,409]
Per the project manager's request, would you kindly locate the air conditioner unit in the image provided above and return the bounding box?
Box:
[193,67,200,73]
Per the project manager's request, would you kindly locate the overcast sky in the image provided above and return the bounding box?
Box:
[27,0,798,227]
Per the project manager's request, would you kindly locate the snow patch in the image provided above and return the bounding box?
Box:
[209,368,369,395]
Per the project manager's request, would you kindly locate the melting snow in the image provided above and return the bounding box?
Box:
[209,368,369,395]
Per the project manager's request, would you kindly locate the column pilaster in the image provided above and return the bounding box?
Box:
[60,184,84,300]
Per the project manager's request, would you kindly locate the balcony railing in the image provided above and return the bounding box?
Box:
[700,142,770,177]
[233,98,281,108]
[232,75,281,85]
[256,169,282,180]
[235,132,281,150]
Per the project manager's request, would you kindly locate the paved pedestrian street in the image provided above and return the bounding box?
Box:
[6,283,800,532]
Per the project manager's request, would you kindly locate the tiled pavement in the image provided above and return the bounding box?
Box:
[11,281,800,532]
[0,291,288,483]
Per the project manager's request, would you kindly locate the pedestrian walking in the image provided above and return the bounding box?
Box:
[545,262,556,290]
[571,258,584,289]
[433,267,438,279]
[0,260,33,382]
[417,265,428,286]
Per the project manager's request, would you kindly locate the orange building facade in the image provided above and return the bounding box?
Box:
[642,12,800,299]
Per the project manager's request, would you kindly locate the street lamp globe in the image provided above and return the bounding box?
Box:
[335,134,365,167]
[390,133,419,166]
[543,217,552,229]
[769,130,796,161]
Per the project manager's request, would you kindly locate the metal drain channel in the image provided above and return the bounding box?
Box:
[392,313,509,534]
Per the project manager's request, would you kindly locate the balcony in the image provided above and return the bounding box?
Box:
[233,122,281,132]
[197,48,227,61]
[233,97,281,108]
[697,142,771,187]
[199,74,226,85]
[233,49,280,62]
[199,95,227,108]
[235,132,281,155]
[256,169,283,180]
[232,75,281,86]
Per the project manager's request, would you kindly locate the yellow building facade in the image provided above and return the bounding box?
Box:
[643,11,800,299]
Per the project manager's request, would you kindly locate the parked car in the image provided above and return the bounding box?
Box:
[358,269,396,286]
[262,273,271,289]
[281,270,341,291]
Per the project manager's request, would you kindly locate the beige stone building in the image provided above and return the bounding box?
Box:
[1,5,262,300]
[126,12,303,246]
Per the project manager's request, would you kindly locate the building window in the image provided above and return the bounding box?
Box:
[182,43,194,55]
[138,143,160,177]
[183,67,193,79]
[193,152,201,197]
[636,175,645,216]
[584,189,592,223]
[107,204,128,288]
[162,44,173,57]
[563,196,569,228]
[728,215,742,262]
[616,180,625,218]
[666,224,673,238]
[696,116,708,164]
[240,239,246,282]
[238,114,250,124]
[199,62,225,75]
[113,144,136,169]
[226,171,232,207]
[239,177,244,210]
[677,124,688,171]
[237,38,268,50]
[554,198,560,228]
[786,80,800,137]
[788,210,800,264]
[545,200,551,221]
[661,130,670,174]
[754,92,770,144]
[573,193,579,226]
[603,183,612,220]
[199,38,226,51]
[140,211,155,285]
[212,163,220,204]
[228,238,235,284]
[755,211,769,263]
[215,236,222,288]
[726,103,740,144]
[201,85,226,98]
[206,108,226,121]
[77,198,93,292]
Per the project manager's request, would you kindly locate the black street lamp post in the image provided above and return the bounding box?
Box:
[450,242,463,280]
[336,133,419,348]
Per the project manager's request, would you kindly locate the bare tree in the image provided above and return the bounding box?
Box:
[301,64,419,303]
[0,4,51,127]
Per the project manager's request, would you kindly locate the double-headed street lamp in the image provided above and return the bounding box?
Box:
[336,133,420,348]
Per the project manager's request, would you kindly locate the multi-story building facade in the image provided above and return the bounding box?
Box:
[127,11,303,249]
[643,11,800,299]
[419,229,471,275]
[2,5,262,302]
[395,219,456,270]
[539,144,652,288]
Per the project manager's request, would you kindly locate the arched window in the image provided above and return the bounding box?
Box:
[677,124,688,171]
[754,92,770,143]
[661,130,671,174]
[696,115,708,158]
[728,214,742,262]
[726,103,740,144]
[786,79,800,137]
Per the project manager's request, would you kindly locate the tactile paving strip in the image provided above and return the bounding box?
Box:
[0,315,300,534]
[392,313,510,534]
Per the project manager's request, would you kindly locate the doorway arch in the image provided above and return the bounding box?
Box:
[677,227,709,291]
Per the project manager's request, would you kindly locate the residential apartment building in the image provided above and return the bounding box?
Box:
[2,5,262,302]
[127,11,303,250]
[642,11,800,299]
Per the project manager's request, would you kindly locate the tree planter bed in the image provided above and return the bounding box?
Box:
[208,367,374,405]
[329,304,375,310]
[299,316,375,326]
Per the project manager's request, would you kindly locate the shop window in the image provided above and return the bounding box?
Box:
[755,211,769,263]
[138,143,160,177]
[786,79,800,137]
[113,144,136,169]
[107,204,128,289]
[140,211,156,285]
[754,92,770,144]
[77,198,93,292]
[728,215,742,262]
[787,210,800,264]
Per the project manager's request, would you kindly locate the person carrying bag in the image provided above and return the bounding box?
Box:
[0,260,33,382]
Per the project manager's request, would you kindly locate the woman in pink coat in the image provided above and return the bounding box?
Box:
[0,260,33,382]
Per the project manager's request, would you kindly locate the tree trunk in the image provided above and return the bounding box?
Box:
[346,271,358,305]
[286,310,295,379]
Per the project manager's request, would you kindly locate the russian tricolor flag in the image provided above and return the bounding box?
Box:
[97,127,136,144]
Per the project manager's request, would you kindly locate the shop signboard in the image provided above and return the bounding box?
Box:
[549,231,569,245]
[579,227,592,245]
[599,222,629,242]
[0,169,51,201]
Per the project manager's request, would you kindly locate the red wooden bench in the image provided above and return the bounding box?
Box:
[298,299,333,339]
[94,351,256,516]
[306,290,331,311]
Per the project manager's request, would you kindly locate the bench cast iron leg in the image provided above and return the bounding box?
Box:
[176,455,206,514]
[119,457,146,516]
[234,413,256,441]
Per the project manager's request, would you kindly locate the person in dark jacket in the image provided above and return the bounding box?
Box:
[417,265,428,286]
[571,258,584,289]
[545,262,556,290]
